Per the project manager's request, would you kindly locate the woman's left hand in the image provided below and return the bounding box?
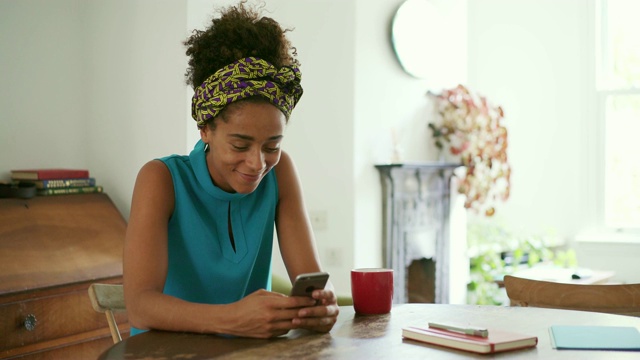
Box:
[291,289,340,332]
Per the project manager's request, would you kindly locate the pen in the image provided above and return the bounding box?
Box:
[428,322,489,338]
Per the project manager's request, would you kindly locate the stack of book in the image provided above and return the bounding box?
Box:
[402,323,538,354]
[11,168,103,196]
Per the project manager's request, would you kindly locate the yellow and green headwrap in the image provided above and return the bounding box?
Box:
[191,57,303,127]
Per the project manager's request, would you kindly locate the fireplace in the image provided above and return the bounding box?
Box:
[375,163,468,304]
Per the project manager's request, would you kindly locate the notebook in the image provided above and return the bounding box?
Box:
[549,325,640,351]
[402,326,538,354]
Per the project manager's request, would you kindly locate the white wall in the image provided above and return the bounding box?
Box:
[467,0,589,237]
[83,0,188,216]
[0,0,187,216]
[0,0,87,174]
[2,0,638,298]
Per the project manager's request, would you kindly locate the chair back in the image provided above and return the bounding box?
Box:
[503,275,640,317]
[88,283,126,343]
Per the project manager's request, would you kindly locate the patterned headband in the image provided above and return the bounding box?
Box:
[191,57,303,127]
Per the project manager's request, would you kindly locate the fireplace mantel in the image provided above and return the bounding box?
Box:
[375,163,466,304]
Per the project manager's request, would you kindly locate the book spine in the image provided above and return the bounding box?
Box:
[37,170,90,180]
[32,178,96,189]
[11,169,90,180]
[36,186,103,196]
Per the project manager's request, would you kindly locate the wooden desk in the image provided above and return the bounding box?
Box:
[0,194,128,359]
[99,304,640,359]
[510,265,615,285]
[496,265,616,288]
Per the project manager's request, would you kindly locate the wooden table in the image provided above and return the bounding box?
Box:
[99,304,640,359]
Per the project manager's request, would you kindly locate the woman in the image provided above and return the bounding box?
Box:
[123,1,338,338]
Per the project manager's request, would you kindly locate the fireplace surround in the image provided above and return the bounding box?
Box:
[376,163,468,304]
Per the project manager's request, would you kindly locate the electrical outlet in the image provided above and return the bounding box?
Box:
[309,210,328,231]
[325,247,342,267]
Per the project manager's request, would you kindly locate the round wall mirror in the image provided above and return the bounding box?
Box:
[391,0,461,83]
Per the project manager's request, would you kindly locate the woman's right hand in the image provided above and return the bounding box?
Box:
[225,289,317,338]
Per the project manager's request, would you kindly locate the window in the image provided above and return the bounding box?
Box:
[596,0,640,229]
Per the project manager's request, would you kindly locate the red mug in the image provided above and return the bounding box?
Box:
[351,268,394,315]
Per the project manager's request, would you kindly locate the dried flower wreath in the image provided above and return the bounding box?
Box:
[428,84,511,216]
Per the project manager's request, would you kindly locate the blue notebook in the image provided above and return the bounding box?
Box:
[549,325,640,351]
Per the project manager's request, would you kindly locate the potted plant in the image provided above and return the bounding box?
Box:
[428,84,511,216]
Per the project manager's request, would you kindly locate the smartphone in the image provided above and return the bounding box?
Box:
[289,272,330,297]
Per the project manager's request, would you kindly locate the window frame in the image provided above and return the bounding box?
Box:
[586,0,640,236]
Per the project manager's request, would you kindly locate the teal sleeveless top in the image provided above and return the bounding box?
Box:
[130,139,277,336]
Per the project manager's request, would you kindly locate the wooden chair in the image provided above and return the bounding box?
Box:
[503,275,640,317]
[88,283,126,343]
